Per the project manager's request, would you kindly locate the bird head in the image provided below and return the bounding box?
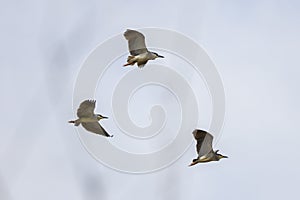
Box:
[215,150,228,160]
[96,114,108,120]
[151,52,164,59]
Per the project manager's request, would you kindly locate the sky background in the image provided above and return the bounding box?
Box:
[1,0,300,199]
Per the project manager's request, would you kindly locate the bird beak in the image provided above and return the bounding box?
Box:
[222,155,228,159]
[157,54,164,58]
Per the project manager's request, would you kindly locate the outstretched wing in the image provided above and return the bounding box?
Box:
[77,100,96,118]
[81,122,112,137]
[124,29,148,56]
[192,129,213,157]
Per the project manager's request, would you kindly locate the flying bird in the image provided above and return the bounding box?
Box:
[189,129,227,166]
[68,100,113,137]
[123,29,164,68]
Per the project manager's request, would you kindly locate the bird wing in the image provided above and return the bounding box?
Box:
[81,122,111,137]
[193,129,213,157]
[124,29,148,56]
[77,100,96,118]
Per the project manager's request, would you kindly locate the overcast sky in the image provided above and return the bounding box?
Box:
[1,0,300,200]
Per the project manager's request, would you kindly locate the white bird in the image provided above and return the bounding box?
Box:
[189,129,227,166]
[69,100,113,137]
[123,29,164,68]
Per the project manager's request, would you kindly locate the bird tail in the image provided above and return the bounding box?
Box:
[127,55,135,62]
[123,55,137,67]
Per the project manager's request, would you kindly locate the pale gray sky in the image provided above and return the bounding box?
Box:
[1,0,300,199]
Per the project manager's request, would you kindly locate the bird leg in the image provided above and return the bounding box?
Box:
[68,119,80,126]
[123,55,137,67]
[188,162,198,167]
[123,62,135,66]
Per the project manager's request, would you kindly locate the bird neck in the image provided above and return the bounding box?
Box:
[149,52,157,60]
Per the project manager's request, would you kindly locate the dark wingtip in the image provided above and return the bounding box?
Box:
[105,133,113,137]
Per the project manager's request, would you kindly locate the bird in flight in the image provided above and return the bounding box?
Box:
[68,100,113,137]
[189,129,227,166]
[123,29,164,68]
